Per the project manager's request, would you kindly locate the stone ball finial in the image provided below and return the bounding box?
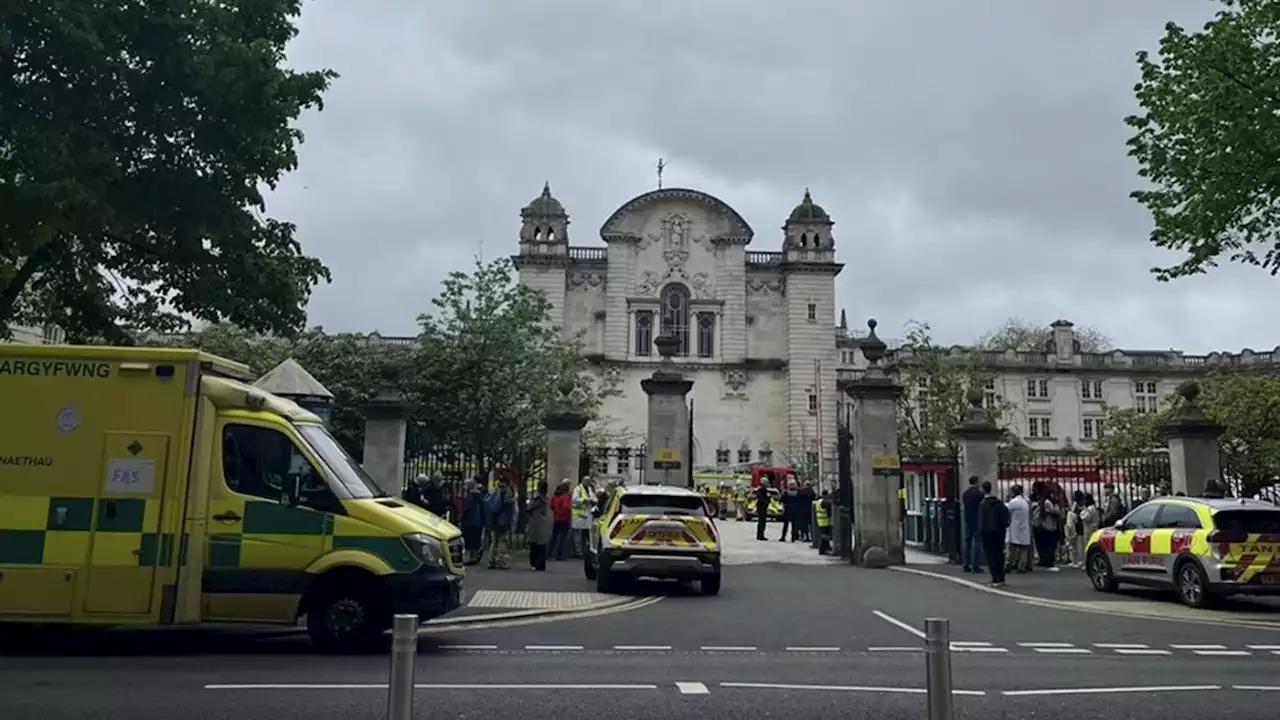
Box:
[655,333,680,360]
[1177,379,1201,404]
[966,386,984,409]
[862,318,887,364]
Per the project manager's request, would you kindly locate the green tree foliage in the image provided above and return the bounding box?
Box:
[1126,0,1280,279]
[977,318,1112,353]
[894,321,1030,461]
[0,1,336,342]
[148,324,404,455]
[1096,373,1280,497]
[407,259,596,468]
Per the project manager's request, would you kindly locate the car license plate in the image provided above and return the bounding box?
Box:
[649,531,682,543]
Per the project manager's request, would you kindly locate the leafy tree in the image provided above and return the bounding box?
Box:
[1126,0,1280,279]
[0,1,336,343]
[893,321,1030,461]
[406,259,597,472]
[1096,373,1280,497]
[977,318,1112,353]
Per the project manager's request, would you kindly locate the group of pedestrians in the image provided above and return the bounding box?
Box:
[961,476,1134,587]
[754,479,818,542]
[403,473,598,571]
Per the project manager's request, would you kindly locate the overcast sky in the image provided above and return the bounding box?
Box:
[269,0,1269,354]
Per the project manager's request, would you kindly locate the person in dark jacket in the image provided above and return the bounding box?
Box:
[460,478,486,564]
[754,480,772,541]
[798,482,817,542]
[423,476,447,518]
[976,481,1011,587]
[960,475,985,573]
[403,474,429,509]
[779,481,801,542]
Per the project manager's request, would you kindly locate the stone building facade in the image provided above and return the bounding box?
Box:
[513,184,844,482]
[836,319,1280,456]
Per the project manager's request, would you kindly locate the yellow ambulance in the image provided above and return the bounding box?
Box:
[0,344,465,651]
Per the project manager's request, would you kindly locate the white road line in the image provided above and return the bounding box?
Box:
[871,609,926,639]
[1033,648,1092,655]
[1247,645,1280,650]
[1114,649,1172,656]
[949,641,992,647]
[1193,650,1252,657]
[205,684,658,691]
[867,647,922,652]
[675,682,710,695]
[784,646,841,652]
[1093,643,1149,649]
[1002,685,1221,697]
[1170,644,1227,650]
[1274,651,1280,656]
[613,645,672,651]
[1018,642,1075,648]
[700,646,757,652]
[524,645,584,651]
[440,644,499,651]
[721,681,985,697]
[1235,685,1280,691]
[952,646,1009,653]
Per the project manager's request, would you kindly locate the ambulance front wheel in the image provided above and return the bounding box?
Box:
[306,581,388,653]
[701,571,721,596]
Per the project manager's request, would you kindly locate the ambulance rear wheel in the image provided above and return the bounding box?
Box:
[584,552,598,581]
[307,583,388,653]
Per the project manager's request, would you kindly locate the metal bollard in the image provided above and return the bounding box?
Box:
[924,618,953,720]
[386,614,418,720]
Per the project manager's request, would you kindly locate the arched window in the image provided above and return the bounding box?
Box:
[660,283,690,356]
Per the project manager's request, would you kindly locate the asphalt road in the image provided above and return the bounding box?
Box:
[6,527,1280,719]
[5,647,1278,720]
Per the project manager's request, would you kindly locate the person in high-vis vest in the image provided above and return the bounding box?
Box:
[814,490,833,554]
[571,477,595,558]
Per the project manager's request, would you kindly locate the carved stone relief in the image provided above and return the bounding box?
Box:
[599,365,624,397]
[691,272,713,299]
[640,213,706,269]
[637,271,662,296]
[569,270,606,289]
[721,368,748,400]
[746,276,784,295]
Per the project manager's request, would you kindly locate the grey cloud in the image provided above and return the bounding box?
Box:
[272,0,1268,352]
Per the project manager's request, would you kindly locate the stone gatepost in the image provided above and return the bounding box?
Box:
[640,334,693,487]
[845,319,905,568]
[362,391,409,495]
[1164,381,1224,497]
[951,387,1003,558]
[545,380,590,491]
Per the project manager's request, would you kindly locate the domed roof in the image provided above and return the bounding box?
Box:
[521,182,567,218]
[787,188,832,225]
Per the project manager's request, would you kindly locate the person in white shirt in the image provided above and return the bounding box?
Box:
[1005,485,1033,573]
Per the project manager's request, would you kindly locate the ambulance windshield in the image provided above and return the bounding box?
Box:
[299,425,393,499]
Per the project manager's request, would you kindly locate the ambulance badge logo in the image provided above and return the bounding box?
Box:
[55,405,79,433]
